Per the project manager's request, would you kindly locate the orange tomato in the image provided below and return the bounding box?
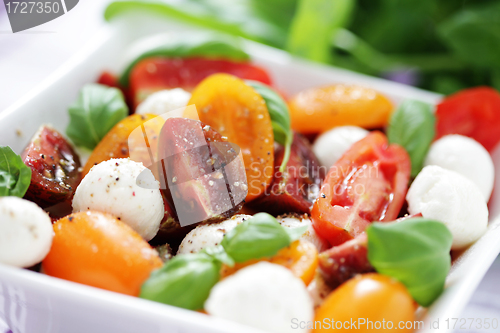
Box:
[220,240,318,285]
[42,211,162,296]
[83,114,164,176]
[185,74,274,202]
[288,84,394,134]
[313,274,416,332]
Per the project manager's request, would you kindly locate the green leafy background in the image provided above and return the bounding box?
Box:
[105,0,500,94]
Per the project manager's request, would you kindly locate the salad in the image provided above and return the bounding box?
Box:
[1,32,499,333]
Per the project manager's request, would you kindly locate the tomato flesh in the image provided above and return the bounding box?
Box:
[311,131,410,247]
[318,233,373,289]
[436,87,500,152]
[130,57,272,109]
[22,126,81,208]
[249,132,325,215]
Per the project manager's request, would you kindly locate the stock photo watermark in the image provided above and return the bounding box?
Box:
[3,0,78,33]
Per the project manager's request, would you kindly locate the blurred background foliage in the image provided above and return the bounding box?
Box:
[105,0,500,94]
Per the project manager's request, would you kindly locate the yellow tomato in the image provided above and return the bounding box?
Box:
[313,274,416,332]
[185,74,274,202]
[43,211,162,296]
[288,84,393,134]
[220,240,318,285]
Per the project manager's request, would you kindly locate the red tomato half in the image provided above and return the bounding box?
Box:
[129,57,272,109]
[311,132,411,247]
[436,87,500,152]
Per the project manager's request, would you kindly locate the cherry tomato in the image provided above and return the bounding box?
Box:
[185,74,275,202]
[42,211,162,296]
[249,132,325,215]
[22,125,81,208]
[318,233,373,288]
[311,132,410,247]
[220,239,318,285]
[313,274,416,333]
[436,87,500,152]
[82,114,160,176]
[130,57,272,109]
[288,84,393,134]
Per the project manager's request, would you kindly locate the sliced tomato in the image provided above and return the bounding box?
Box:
[130,57,272,109]
[436,87,500,152]
[311,132,410,247]
[318,233,373,289]
[22,126,81,208]
[249,132,325,215]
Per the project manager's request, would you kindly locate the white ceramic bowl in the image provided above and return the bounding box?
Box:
[1,16,500,333]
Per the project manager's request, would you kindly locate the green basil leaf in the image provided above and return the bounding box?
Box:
[221,213,293,263]
[284,225,308,242]
[119,31,250,86]
[66,84,128,150]
[140,252,221,310]
[105,1,289,49]
[367,218,453,307]
[286,0,354,63]
[202,245,235,267]
[387,100,435,177]
[0,146,31,198]
[438,2,500,69]
[246,80,293,172]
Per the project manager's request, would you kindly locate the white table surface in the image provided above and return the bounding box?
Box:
[0,1,499,332]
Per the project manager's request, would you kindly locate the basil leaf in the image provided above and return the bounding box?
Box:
[221,213,293,263]
[284,225,308,242]
[140,252,221,310]
[105,0,288,50]
[438,2,500,69]
[246,81,293,172]
[202,245,235,267]
[367,218,453,307]
[286,0,354,63]
[119,32,250,86]
[66,84,128,150]
[387,100,435,177]
[0,146,31,198]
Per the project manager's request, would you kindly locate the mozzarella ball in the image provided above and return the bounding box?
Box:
[136,88,191,115]
[0,197,53,267]
[278,214,329,252]
[313,126,369,168]
[73,158,163,241]
[177,214,251,254]
[407,165,488,249]
[205,262,313,333]
[424,135,494,201]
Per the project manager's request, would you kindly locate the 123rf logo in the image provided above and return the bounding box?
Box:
[3,0,78,33]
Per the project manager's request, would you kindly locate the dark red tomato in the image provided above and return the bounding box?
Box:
[249,132,325,215]
[97,71,120,88]
[129,57,272,109]
[318,233,374,288]
[436,87,500,152]
[21,126,81,208]
[158,118,247,226]
[311,131,411,247]
[97,71,134,113]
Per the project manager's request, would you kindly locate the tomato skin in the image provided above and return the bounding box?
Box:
[249,132,325,215]
[288,84,393,134]
[130,57,272,109]
[436,87,500,152]
[313,274,415,333]
[22,126,81,208]
[318,233,374,289]
[186,74,275,202]
[42,211,162,296]
[220,240,318,285]
[311,132,410,247]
